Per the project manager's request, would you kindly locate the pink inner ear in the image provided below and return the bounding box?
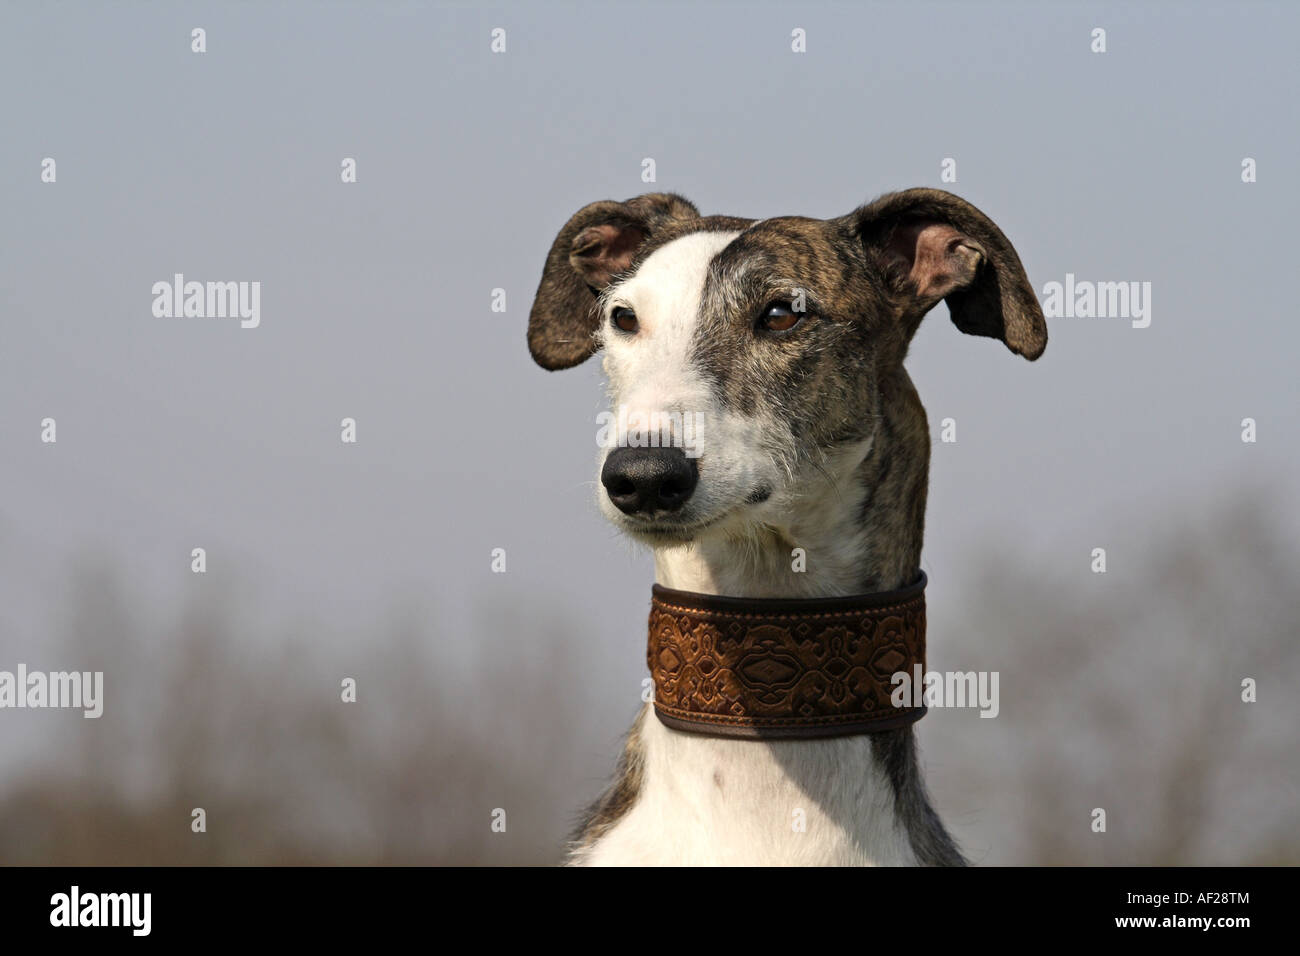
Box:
[571,223,647,287]
[889,222,982,302]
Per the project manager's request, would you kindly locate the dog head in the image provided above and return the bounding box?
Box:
[528,189,1046,545]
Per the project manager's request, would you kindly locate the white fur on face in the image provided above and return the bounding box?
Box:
[653,435,876,598]
[595,229,879,598]
[597,229,780,537]
[599,230,739,410]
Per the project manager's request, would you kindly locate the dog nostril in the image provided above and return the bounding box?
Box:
[608,476,637,497]
[659,480,686,502]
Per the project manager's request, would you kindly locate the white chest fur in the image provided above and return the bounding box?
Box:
[574,706,917,866]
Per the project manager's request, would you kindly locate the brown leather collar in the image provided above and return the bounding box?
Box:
[648,573,927,739]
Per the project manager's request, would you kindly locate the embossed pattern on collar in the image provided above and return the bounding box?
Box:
[648,574,928,739]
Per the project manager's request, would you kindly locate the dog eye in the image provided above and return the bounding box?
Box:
[758,302,803,333]
[611,307,638,333]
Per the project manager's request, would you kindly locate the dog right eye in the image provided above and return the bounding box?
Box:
[757,302,803,334]
[611,307,639,333]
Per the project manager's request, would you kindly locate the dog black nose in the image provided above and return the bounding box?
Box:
[601,447,699,515]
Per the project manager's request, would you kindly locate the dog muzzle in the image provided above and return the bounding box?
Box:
[647,573,928,739]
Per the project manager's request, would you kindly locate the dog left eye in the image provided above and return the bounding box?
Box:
[611,307,639,333]
[758,302,803,333]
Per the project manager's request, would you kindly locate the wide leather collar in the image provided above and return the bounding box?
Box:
[647,573,927,739]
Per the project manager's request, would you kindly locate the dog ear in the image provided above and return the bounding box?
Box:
[847,188,1046,360]
[528,193,700,370]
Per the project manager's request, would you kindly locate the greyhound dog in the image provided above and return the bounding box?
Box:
[527,188,1046,866]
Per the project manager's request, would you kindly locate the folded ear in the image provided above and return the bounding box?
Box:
[528,193,700,370]
[847,188,1046,360]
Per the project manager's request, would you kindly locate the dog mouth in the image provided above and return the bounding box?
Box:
[611,485,772,543]
[619,514,723,542]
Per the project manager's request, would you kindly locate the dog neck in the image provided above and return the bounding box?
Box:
[653,370,929,598]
